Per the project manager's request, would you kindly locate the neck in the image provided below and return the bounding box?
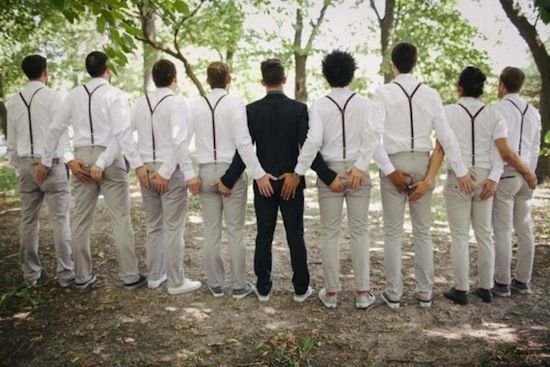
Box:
[265,85,284,92]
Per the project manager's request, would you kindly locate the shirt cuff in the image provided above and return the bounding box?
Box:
[488,169,502,183]
[380,162,396,176]
[353,157,369,172]
[157,164,174,180]
[63,151,74,164]
[95,156,106,170]
[295,163,308,176]
[253,166,266,180]
[452,163,468,178]
[41,156,53,168]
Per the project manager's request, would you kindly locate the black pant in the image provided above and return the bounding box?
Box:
[253,179,310,296]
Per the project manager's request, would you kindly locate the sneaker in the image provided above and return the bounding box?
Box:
[444,287,468,305]
[147,274,167,289]
[381,291,400,309]
[28,274,48,288]
[167,278,201,295]
[511,279,532,295]
[233,282,254,300]
[254,287,270,302]
[58,276,75,288]
[294,286,314,303]
[492,281,511,297]
[124,274,147,290]
[418,297,433,308]
[74,275,97,291]
[476,288,493,303]
[318,288,337,308]
[356,290,376,309]
[209,286,225,298]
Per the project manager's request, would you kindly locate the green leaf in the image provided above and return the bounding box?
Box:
[174,0,190,15]
[97,16,106,34]
[544,130,550,145]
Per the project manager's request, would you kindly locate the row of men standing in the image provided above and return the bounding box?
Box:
[7,42,540,309]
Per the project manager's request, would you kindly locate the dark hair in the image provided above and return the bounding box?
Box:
[260,58,285,86]
[21,55,47,80]
[152,59,177,88]
[458,66,487,98]
[322,50,356,88]
[85,51,108,78]
[207,61,230,89]
[500,67,525,93]
[391,42,417,73]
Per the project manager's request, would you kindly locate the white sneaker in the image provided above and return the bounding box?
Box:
[294,286,314,303]
[147,274,167,289]
[356,290,376,309]
[381,291,400,309]
[255,287,270,302]
[167,278,201,295]
[318,288,337,308]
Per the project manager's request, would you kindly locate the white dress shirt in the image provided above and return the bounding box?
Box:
[6,81,71,171]
[445,97,507,182]
[492,93,541,172]
[295,87,380,174]
[42,78,143,169]
[188,88,266,179]
[131,88,193,179]
[371,73,468,177]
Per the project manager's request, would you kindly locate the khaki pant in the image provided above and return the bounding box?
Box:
[199,163,248,290]
[444,168,494,291]
[493,167,535,285]
[17,157,74,283]
[380,152,434,301]
[317,161,371,292]
[71,146,140,284]
[140,163,188,288]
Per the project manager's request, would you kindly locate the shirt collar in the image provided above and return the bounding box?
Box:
[209,88,228,97]
[503,93,520,101]
[154,87,175,96]
[393,73,417,83]
[27,80,45,89]
[86,77,109,88]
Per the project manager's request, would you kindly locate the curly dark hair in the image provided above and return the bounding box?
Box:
[458,66,487,98]
[322,50,356,88]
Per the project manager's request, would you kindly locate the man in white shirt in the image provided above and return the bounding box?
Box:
[371,42,474,309]
[131,59,201,295]
[188,62,273,299]
[36,51,148,291]
[492,67,541,297]
[291,50,380,309]
[6,55,74,287]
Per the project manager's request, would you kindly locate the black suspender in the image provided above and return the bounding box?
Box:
[144,93,173,162]
[326,93,356,160]
[18,87,44,155]
[82,84,106,146]
[393,82,422,152]
[203,95,227,162]
[457,103,485,167]
[505,99,529,156]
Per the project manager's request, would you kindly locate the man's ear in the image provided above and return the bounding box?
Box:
[261,80,266,87]
[226,74,232,85]
[282,76,287,85]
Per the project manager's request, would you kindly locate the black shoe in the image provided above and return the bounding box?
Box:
[492,281,511,297]
[510,279,532,294]
[476,288,493,303]
[124,274,147,290]
[444,288,468,305]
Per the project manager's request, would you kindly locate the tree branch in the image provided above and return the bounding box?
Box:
[304,1,330,52]
[294,8,303,51]
[499,0,550,76]
[369,0,382,22]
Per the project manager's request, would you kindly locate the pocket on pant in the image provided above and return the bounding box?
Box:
[42,165,69,192]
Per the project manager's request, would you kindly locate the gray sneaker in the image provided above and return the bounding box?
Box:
[28,274,48,288]
[233,282,254,300]
[381,291,400,309]
[318,288,337,308]
[124,274,147,290]
[356,290,376,309]
[58,276,75,288]
[492,282,511,297]
[209,286,225,297]
[74,275,97,291]
[511,279,531,295]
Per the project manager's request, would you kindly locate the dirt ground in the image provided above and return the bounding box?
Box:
[1,172,549,367]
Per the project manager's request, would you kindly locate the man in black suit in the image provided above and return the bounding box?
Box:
[221,59,335,302]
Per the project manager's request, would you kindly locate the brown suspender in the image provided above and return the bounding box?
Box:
[203,95,227,162]
[457,103,485,167]
[145,93,174,162]
[18,87,44,155]
[82,84,106,147]
[326,93,356,160]
[393,82,422,152]
[505,99,529,156]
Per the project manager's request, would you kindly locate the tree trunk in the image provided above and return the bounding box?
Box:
[295,54,307,102]
[536,72,550,180]
[142,10,158,92]
[0,71,6,138]
[370,0,396,83]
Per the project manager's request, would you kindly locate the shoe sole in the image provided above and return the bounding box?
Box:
[492,290,511,297]
[356,299,376,309]
[418,300,432,308]
[168,284,201,295]
[294,288,313,303]
[75,275,97,291]
[254,289,270,302]
[511,287,531,295]
[319,299,337,308]
[125,278,147,290]
[381,293,400,309]
[233,290,253,300]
